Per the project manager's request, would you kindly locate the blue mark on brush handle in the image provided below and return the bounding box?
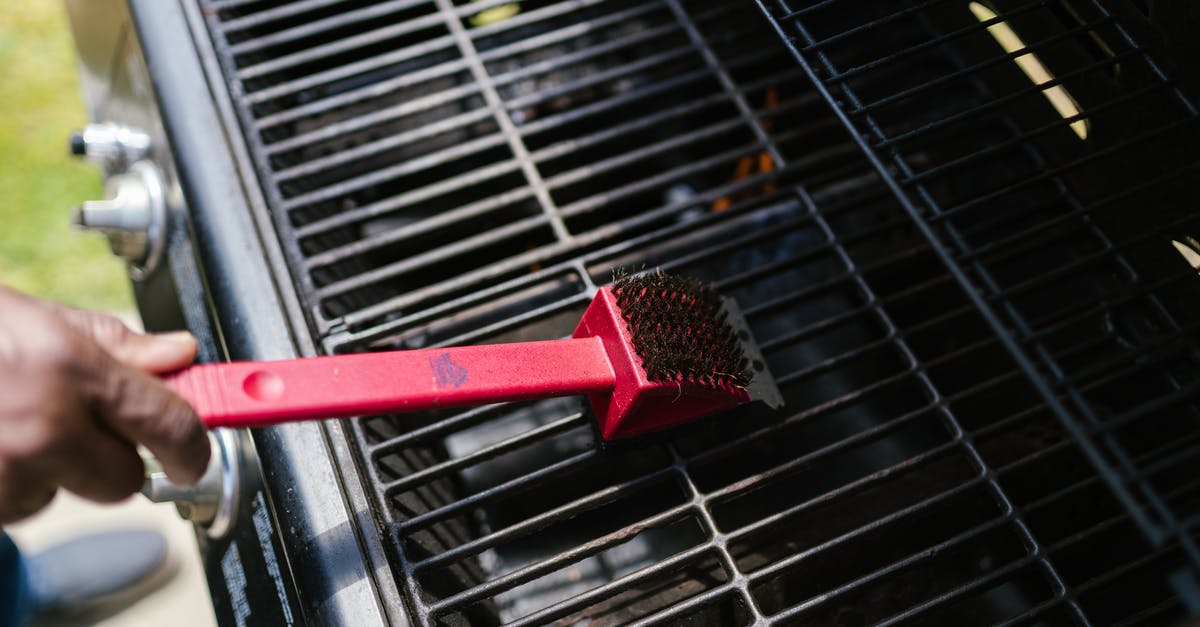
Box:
[430,352,468,388]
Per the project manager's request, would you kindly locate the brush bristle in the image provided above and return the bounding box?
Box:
[612,272,752,390]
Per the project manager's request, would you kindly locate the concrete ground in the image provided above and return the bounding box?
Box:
[8,493,217,627]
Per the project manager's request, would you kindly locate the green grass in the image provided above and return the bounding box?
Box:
[0,2,132,310]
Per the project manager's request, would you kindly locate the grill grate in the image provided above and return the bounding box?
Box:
[756,0,1200,613]
[196,0,1199,624]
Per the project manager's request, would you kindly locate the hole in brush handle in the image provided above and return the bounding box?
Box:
[242,370,286,402]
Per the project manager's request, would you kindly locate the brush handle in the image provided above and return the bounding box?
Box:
[164,337,616,428]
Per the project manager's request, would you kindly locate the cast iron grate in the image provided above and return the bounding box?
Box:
[196,0,1198,624]
[756,0,1200,613]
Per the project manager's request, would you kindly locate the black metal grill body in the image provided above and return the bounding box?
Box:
[160,0,1200,624]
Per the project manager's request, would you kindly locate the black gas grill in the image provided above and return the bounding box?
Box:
[73,0,1200,624]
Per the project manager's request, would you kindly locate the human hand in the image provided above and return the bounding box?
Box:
[0,286,210,524]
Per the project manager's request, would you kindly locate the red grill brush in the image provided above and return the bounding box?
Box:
[164,273,782,441]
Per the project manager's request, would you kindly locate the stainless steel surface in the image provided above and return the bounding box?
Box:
[72,160,166,279]
[142,429,243,540]
[721,295,785,411]
[70,122,153,172]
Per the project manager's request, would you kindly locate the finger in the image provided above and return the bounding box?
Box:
[0,462,58,524]
[57,308,197,374]
[54,424,146,503]
[88,363,211,486]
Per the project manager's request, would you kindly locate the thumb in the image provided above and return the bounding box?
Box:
[57,309,198,374]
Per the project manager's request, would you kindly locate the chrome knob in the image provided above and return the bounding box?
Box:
[142,429,241,539]
[71,161,166,280]
[68,123,152,171]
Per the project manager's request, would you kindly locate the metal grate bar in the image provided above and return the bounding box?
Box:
[570,172,873,279]
[236,9,444,80]
[799,0,950,53]
[516,67,801,156]
[625,587,744,627]
[336,267,589,347]
[990,597,1073,627]
[205,0,266,11]
[1073,544,1180,594]
[243,33,456,106]
[710,430,954,513]
[777,0,840,21]
[1131,442,1200,485]
[506,545,722,626]
[458,0,616,38]
[394,450,597,532]
[875,561,1050,626]
[434,0,572,242]
[799,184,1083,621]
[513,56,749,137]
[412,466,678,572]
[428,296,595,349]
[294,160,524,240]
[504,47,697,112]
[218,0,348,32]
[779,332,915,386]
[870,48,1139,146]
[1095,376,1200,437]
[959,191,1168,265]
[756,275,927,350]
[664,0,778,161]
[312,214,553,301]
[365,401,544,455]
[1112,599,1185,627]
[427,502,697,615]
[982,234,1196,310]
[725,450,987,540]
[542,117,775,190]
[230,0,432,56]
[530,91,762,164]
[1051,469,1200,549]
[380,413,585,495]
[894,93,1186,183]
[254,56,468,131]
[761,516,1014,617]
[932,154,1200,229]
[234,0,611,104]
[274,106,493,180]
[488,21,686,89]
[281,133,510,209]
[665,446,765,624]
[476,3,663,66]
[332,180,711,326]
[1065,322,1200,392]
[849,18,1118,115]
[690,362,1023,472]
[828,0,1047,86]
[558,138,817,217]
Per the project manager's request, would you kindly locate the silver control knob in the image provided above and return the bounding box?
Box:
[69,123,152,171]
[71,161,166,280]
[142,429,242,539]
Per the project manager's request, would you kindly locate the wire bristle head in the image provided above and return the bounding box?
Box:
[612,272,752,390]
